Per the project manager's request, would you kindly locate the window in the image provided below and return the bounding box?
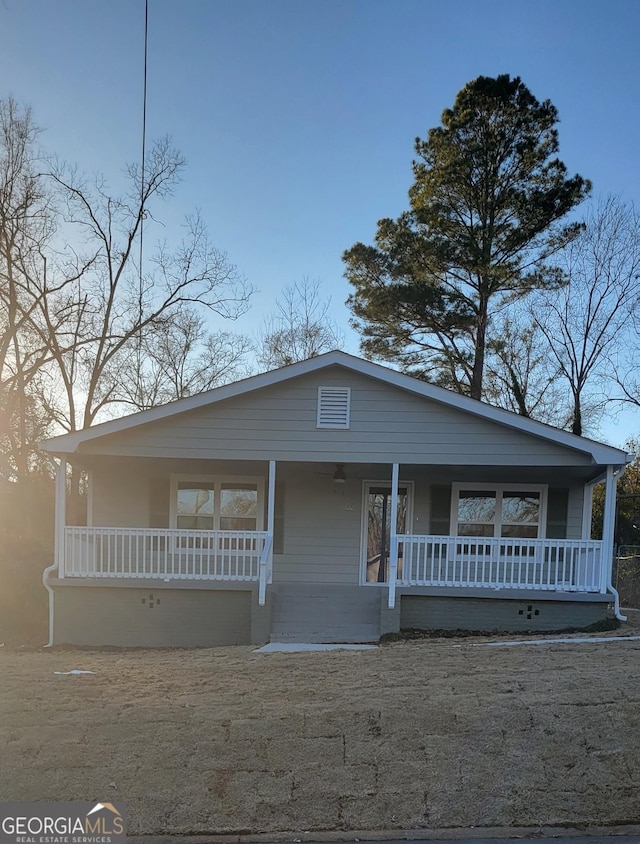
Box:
[220,484,258,530]
[317,386,351,429]
[177,483,215,530]
[171,476,264,532]
[451,484,546,539]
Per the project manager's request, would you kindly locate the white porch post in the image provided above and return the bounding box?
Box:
[600,465,617,594]
[55,458,67,578]
[267,460,276,557]
[388,462,399,609]
[259,459,276,606]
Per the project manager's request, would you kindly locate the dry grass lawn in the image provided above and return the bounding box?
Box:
[2,615,640,836]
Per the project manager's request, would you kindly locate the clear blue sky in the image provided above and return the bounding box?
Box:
[1,0,639,445]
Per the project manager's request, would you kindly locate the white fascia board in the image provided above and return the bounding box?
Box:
[40,349,630,466]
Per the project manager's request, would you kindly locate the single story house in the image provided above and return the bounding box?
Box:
[41,351,629,647]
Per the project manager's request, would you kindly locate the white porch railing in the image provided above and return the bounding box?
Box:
[397,535,605,593]
[64,526,271,584]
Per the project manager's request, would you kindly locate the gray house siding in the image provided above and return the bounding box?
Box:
[567,485,584,538]
[91,463,152,527]
[273,468,361,584]
[78,367,593,467]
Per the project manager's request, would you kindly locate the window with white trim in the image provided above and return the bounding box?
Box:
[171,475,264,531]
[450,484,547,539]
[317,386,351,429]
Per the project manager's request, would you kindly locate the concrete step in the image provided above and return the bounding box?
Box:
[269,583,381,643]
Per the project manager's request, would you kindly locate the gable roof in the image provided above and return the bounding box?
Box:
[41,350,630,466]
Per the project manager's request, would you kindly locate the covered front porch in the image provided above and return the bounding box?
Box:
[50,456,619,610]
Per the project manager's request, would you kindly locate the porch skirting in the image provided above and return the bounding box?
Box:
[399,594,607,633]
[52,584,270,648]
[49,580,610,647]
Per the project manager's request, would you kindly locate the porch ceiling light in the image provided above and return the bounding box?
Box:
[333,464,346,484]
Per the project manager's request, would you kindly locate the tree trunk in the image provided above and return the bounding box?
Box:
[571,394,582,436]
[509,367,530,417]
[470,295,489,400]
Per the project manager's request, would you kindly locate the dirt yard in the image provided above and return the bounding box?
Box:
[2,615,640,836]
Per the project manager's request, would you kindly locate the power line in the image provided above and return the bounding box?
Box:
[139,0,149,292]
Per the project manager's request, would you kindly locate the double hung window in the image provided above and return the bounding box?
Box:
[451,484,546,539]
[172,476,263,532]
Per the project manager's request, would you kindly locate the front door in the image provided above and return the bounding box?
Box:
[364,484,409,583]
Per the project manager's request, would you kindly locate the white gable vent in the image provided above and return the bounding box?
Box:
[317,386,351,429]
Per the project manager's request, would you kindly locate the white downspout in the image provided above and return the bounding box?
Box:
[44,457,67,647]
[609,582,626,623]
[42,562,57,648]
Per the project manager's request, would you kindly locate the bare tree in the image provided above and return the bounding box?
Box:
[532,196,640,435]
[114,308,252,410]
[40,138,253,431]
[0,98,62,479]
[0,97,255,493]
[256,278,344,369]
[484,313,571,426]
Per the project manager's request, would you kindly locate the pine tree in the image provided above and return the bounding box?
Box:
[344,74,591,399]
